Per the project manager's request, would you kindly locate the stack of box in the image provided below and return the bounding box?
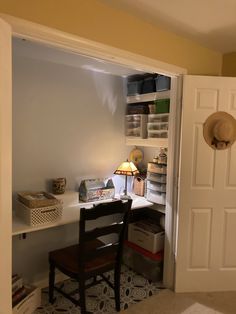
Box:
[12,275,41,314]
[123,219,164,282]
[146,162,167,205]
[12,274,25,307]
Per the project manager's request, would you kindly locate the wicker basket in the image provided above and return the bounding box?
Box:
[17,191,59,208]
[17,201,63,226]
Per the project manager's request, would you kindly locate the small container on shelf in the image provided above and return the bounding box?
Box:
[127,79,143,96]
[123,241,164,282]
[141,75,156,94]
[148,113,169,123]
[147,172,166,183]
[155,75,171,91]
[146,189,166,205]
[127,103,149,114]
[148,130,168,138]
[154,98,170,113]
[147,162,167,174]
[128,220,164,254]
[125,114,148,139]
[147,180,166,192]
[147,122,168,131]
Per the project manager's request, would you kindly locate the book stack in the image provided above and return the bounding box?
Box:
[12,274,27,307]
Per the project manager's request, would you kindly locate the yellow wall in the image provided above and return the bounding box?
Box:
[222,52,236,77]
[0,0,222,75]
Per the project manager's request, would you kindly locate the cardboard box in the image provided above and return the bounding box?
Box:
[128,220,165,254]
[13,286,41,314]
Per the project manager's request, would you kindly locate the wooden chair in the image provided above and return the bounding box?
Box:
[48,199,132,313]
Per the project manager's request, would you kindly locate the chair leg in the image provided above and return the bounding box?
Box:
[49,262,55,304]
[114,267,121,312]
[79,279,87,314]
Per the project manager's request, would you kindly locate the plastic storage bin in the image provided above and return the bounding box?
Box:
[147,172,166,183]
[148,130,168,138]
[123,241,163,282]
[147,122,168,131]
[147,162,167,174]
[155,75,171,91]
[142,75,156,94]
[127,80,142,96]
[128,220,164,253]
[146,189,166,205]
[16,201,62,226]
[148,113,169,123]
[147,180,166,192]
[127,103,149,114]
[125,114,148,138]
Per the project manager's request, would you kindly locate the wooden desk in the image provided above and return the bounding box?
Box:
[12,194,154,236]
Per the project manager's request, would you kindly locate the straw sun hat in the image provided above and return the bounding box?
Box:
[203,111,236,150]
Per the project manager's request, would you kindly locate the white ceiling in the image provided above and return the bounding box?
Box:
[100,0,236,53]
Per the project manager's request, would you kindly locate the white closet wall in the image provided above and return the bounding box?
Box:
[12,46,130,284]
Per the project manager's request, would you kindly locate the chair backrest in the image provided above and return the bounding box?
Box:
[78,199,132,272]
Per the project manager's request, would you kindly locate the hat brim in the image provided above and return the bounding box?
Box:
[203,111,236,150]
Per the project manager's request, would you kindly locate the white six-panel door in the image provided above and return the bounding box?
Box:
[175,75,236,292]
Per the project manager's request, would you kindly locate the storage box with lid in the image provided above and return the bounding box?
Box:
[147,162,167,174]
[13,286,41,314]
[127,103,149,115]
[79,178,115,202]
[141,74,156,94]
[148,130,168,138]
[147,180,166,192]
[146,189,166,205]
[17,192,62,226]
[123,240,164,282]
[128,219,164,254]
[149,99,170,114]
[147,172,166,183]
[127,74,143,96]
[125,114,148,138]
[16,202,63,226]
[148,113,169,123]
[155,75,171,91]
[147,122,168,131]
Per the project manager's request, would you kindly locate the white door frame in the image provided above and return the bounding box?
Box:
[1,13,187,291]
[0,18,12,314]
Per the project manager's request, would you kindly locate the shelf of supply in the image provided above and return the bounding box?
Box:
[127,91,170,104]
[125,137,168,148]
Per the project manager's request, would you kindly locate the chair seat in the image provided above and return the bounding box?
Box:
[49,239,116,275]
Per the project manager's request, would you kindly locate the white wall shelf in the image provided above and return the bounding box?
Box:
[127,91,170,104]
[125,137,168,148]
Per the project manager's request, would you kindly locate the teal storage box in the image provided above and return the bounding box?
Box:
[154,99,170,113]
[155,75,171,91]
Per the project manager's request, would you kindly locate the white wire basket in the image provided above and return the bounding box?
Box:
[17,201,62,226]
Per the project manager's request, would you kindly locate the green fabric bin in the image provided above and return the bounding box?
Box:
[154,98,170,113]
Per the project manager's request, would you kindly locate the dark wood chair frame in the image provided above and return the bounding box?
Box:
[48,199,132,313]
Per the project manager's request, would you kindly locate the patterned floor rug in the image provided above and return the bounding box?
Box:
[34,265,163,313]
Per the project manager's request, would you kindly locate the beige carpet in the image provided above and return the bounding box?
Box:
[121,289,236,314]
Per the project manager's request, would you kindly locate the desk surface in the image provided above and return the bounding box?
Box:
[12,194,154,236]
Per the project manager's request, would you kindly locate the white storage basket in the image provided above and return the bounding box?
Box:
[17,201,62,226]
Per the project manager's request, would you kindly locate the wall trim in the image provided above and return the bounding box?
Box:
[0,14,187,77]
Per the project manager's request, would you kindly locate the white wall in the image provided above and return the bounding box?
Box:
[12,50,130,284]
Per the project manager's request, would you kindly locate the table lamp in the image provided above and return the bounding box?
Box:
[114,160,139,199]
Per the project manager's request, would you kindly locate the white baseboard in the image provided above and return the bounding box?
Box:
[33,272,69,289]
